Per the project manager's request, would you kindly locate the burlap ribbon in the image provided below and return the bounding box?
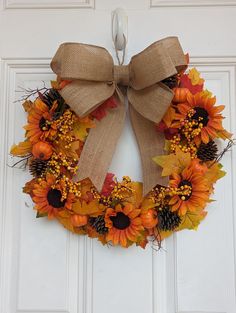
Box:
[51,37,187,195]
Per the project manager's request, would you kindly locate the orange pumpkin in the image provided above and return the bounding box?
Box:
[32,141,53,160]
[172,87,189,103]
[141,209,158,229]
[70,214,88,227]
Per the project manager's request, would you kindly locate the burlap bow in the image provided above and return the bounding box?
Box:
[50,36,187,195]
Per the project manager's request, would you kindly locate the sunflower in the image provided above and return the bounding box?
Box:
[177,92,226,144]
[24,99,58,143]
[168,161,210,216]
[32,174,74,219]
[105,204,144,247]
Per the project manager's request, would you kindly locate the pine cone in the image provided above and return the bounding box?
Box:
[89,215,108,234]
[29,159,48,177]
[197,140,218,162]
[162,75,178,89]
[158,206,181,231]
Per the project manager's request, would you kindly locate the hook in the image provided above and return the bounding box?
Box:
[112,8,128,51]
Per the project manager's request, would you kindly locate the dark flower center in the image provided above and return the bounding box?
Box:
[192,107,209,126]
[47,189,66,208]
[39,117,50,131]
[110,212,131,230]
[178,180,192,201]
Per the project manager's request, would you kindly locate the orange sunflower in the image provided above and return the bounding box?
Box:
[169,161,210,216]
[32,174,74,219]
[24,99,58,143]
[177,92,226,144]
[105,204,144,248]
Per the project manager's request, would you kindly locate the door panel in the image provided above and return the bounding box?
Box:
[0,2,236,313]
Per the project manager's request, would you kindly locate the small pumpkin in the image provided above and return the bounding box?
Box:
[32,141,53,160]
[70,214,88,227]
[141,209,158,229]
[172,87,189,103]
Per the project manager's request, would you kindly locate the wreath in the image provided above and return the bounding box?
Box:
[10,38,233,249]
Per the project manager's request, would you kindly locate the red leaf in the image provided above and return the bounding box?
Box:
[180,75,203,95]
[91,97,117,121]
[101,173,116,196]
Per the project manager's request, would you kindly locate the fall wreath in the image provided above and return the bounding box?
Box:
[10,38,233,249]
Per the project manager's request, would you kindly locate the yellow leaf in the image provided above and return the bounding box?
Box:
[205,163,225,187]
[162,106,176,128]
[51,80,60,89]
[177,210,207,231]
[188,68,204,86]
[10,141,32,156]
[72,200,104,216]
[200,89,212,98]
[73,117,95,142]
[53,140,81,160]
[22,100,33,112]
[153,148,191,176]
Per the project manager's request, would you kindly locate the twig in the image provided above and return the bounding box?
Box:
[8,155,31,169]
[210,139,235,167]
[14,83,50,103]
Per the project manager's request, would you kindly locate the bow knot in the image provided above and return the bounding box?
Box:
[51,37,187,195]
[113,65,130,86]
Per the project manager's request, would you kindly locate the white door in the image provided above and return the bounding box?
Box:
[1,1,236,313]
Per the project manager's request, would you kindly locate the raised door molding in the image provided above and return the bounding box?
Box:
[0,57,235,313]
[150,0,236,7]
[3,0,94,9]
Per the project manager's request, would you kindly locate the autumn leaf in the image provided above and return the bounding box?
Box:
[217,129,233,140]
[188,68,205,86]
[22,100,33,113]
[10,141,32,156]
[73,116,95,142]
[72,200,105,216]
[91,97,117,121]
[153,148,191,176]
[180,68,204,95]
[177,210,207,231]
[205,163,226,187]
[162,106,176,128]
[200,89,212,98]
[57,210,75,233]
[53,140,81,160]
[101,173,116,196]
[51,79,72,90]
[122,181,143,208]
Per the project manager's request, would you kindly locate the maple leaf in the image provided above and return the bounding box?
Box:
[10,141,32,156]
[188,68,205,86]
[91,97,117,121]
[180,68,204,95]
[56,210,75,233]
[177,210,207,231]
[101,173,116,196]
[152,148,191,176]
[122,181,143,208]
[205,163,226,188]
[53,140,81,160]
[22,100,33,113]
[72,199,105,216]
[73,116,95,142]
[200,89,212,98]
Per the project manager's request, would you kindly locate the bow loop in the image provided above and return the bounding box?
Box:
[129,37,186,90]
[51,42,114,82]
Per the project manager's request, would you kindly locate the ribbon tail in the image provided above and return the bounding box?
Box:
[75,91,126,192]
[129,105,168,196]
